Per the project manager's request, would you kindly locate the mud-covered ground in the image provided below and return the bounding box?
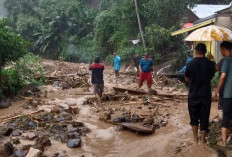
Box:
[0,59,230,157]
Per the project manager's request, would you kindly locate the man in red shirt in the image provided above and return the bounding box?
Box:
[89,57,104,104]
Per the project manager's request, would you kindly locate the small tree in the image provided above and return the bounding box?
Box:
[0,18,28,99]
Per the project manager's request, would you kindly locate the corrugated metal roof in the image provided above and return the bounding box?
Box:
[191,4,230,18]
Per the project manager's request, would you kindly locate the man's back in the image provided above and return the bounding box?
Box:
[89,63,104,84]
[185,57,215,99]
[114,56,121,70]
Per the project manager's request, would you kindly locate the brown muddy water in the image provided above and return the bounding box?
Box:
[0,86,224,157]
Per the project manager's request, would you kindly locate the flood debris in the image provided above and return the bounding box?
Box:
[25,147,42,157]
[0,60,193,156]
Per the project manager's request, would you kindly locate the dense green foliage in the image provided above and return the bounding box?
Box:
[4,0,200,64]
[2,53,45,96]
[0,18,44,99]
[0,18,28,66]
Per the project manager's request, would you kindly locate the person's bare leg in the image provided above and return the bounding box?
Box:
[95,94,102,105]
[222,127,228,146]
[200,131,207,143]
[192,125,199,143]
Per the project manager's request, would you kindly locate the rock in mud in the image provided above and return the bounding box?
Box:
[104,111,112,120]
[4,142,14,156]
[25,132,37,140]
[34,136,51,151]
[14,150,27,157]
[53,106,61,114]
[68,106,80,115]
[21,145,32,151]
[27,121,37,128]
[142,118,154,126]
[12,130,22,136]
[26,147,42,157]
[67,125,78,133]
[43,114,53,122]
[59,103,69,109]
[113,116,126,123]
[52,125,66,134]
[0,99,12,109]
[68,132,80,139]
[60,134,68,143]
[12,137,20,144]
[0,127,13,136]
[78,127,91,136]
[67,138,82,148]
[54,117,66,123]
[174,146,181,154]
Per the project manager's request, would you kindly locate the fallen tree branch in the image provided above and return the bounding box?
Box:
[1,109,44,124]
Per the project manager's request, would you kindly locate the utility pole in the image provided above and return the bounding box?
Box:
[134,0,146,50]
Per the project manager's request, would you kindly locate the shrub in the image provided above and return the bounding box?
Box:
[2,53,45,96]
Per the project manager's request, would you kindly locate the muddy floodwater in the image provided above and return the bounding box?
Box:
[1,89,220,157]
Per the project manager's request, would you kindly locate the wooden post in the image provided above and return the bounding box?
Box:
[134,0,146,50]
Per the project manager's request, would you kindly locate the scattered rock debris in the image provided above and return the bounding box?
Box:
[0,60,194,156]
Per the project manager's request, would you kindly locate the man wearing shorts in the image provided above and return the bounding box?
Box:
[139,53,155,90]
[89,57,104,104]
[215,41,232,146]
[185,43,215,143]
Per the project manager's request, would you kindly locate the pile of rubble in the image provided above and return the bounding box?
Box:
[42,60,91,89]
[0,98,90,157]
[84,87,173,135]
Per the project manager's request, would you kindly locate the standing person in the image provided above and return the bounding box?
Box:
[179,54,193,74]
[215,41,232,147]
[216,55,227,110]
[133,53,142,76]
[113,53,121,78]
[185,43,215,143]
[139,53,156,91]
[89,57,104,104]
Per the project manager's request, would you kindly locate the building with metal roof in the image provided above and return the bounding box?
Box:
[191,4,230,19]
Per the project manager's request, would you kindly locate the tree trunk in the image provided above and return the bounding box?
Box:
[134,0,146,50]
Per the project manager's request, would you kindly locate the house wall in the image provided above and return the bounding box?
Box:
[215,14,232,29]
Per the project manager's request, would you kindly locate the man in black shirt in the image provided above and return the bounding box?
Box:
[89,57,104,104]
[185,43,215,143]
[133,53,142,76]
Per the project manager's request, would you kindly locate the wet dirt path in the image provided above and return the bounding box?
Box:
[36,87,220,157]
[0,60,224,157]
[0,88,221,157]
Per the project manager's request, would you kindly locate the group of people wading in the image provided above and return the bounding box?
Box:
[89,42,232,147]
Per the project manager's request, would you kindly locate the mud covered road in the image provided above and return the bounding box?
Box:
[0,60,228,157]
